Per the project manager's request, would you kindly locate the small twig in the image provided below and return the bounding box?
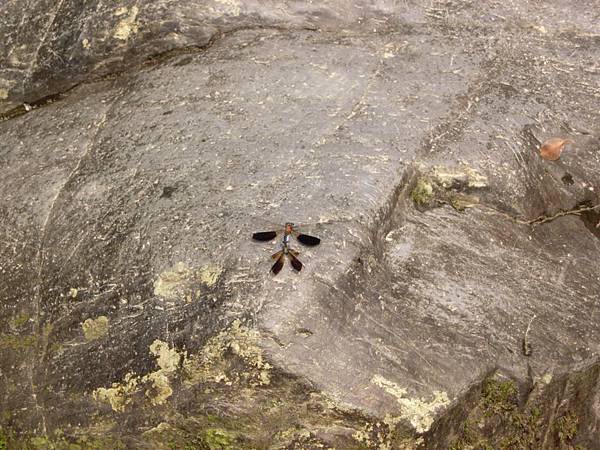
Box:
[522,314,537,356]
[527,204,600,227]
[474,203,600,227]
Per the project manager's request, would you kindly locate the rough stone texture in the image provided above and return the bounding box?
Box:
[1,0,600,448]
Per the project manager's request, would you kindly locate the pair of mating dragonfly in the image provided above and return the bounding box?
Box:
[252,222,322,275]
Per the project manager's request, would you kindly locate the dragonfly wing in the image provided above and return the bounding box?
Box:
[296,233,321,246]
[253,231,278,241]
[288,252,303,272]
[271,253,285,275]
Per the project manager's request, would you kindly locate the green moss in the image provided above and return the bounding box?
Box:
[556,411,578,444]
[0,334,38,350]
[448,376,546,449]
[410,165,488,211]
[481,378,518,416]
[0,431,7,450]
[201,428,235,449]
[9,312,30,328]
[22,431,126,450]
[410,178,434,206]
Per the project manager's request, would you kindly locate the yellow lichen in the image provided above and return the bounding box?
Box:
[541,373,553,384]
[371,375,450,433]
[214,0,241,16]
[198,264,223,287]
[184,319,271,387]
[92,321,269,413]
[154,262,222,301]
[0,88,8,100]
[431,165,488,189]
[92,340,183,412]
[113,6,139,41]
[145,371,173,406]
[92,373,139,412]
[150,339,181,373]
[81,316,109,341]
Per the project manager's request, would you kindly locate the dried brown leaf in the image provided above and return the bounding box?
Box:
[539,137,574,161]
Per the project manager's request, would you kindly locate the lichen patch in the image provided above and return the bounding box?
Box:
[92,372,139,412]
[92,321,270,414]
[198,264,223,287]
[154,262,222,301]
[150,339,181,373]
[431,165,488,189]
[541,373,553,384]
[184,319,271,387]
[92,341,184,412]
[0,88,8,100]
[145,371,173,406]
[214,0,241,16]
[371,375,450,433]
[113,6,139,41]
[81,316,109,341]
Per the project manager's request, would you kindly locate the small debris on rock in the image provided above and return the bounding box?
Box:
[561,173,574,185]
[522,314,536,356]
[539,138,573,161]
[160,186,176,198]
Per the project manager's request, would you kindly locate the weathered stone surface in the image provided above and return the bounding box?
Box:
[1,0,600,448]
[0,0,419,115]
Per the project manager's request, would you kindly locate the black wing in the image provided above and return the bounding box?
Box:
[296,233,321,246]
[288,252,303,272]
[253,231,278,241]
[271,252,285,275]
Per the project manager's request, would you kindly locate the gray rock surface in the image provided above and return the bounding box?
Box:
[1,0,600,448]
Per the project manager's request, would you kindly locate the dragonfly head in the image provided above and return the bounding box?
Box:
[284,222,295,234]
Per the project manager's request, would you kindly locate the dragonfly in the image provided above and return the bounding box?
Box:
[252,222,321,275]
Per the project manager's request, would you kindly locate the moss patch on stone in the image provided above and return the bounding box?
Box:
[555,411,578,445]
[410,165,487,211]
[0,333,37,350]
[447,375,585,450]
[410,178,434,207]
[9,312,30,329]
[0,427,126,450]
[201,428,236,449]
